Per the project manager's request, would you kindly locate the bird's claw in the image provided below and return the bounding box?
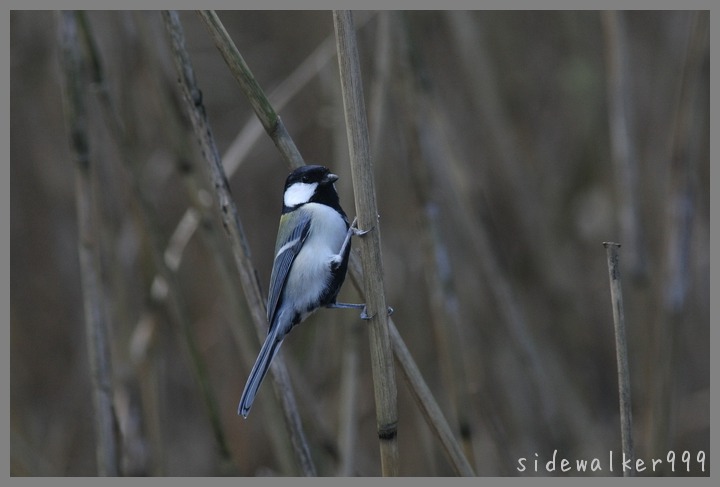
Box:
[360,305,394,321]
[360,307,371,320]
[350,217,373,237]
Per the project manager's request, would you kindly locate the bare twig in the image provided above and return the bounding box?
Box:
[58,10,119,476]
[603,242,635,476]
[333,10,399,476]
[161,10,316,476]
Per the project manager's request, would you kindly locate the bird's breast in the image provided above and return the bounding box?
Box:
[283,203,347,311]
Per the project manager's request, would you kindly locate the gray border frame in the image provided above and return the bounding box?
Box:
[4,1,716,486]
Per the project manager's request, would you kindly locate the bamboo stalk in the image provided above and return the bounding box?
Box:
[161,10,316,476]
[58,10,119,476]
[333,10,399,476]
[603,242,635,476]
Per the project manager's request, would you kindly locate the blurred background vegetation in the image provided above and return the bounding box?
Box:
[10,10,709,476]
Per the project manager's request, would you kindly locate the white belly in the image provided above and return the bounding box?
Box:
[283,203,347,312]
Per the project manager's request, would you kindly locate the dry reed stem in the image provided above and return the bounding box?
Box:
[197,9,473,475]
[396,12,478,466]
[334,11,391,476]
[135,12,343,471]
[58,10,119,476]
[647,11,708,464]
[601,11,647,281]
[333,9,400,476]
[73,12,235,471]
[444,11,558,287]
[336,321,363,475]
[162,85,300,474]
[603,242,635,476]
[161,10,316,476]
[197,10,305,170]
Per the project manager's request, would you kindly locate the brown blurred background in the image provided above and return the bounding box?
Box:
[10,10,709,476]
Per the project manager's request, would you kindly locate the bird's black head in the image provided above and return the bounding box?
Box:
[282,165,344,214]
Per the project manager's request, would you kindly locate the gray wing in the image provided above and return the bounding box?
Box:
[266,210,312,328]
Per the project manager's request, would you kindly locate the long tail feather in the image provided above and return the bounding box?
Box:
[238,327,283,418]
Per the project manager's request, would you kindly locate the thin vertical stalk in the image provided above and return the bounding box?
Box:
[367,11,393,156]
[388,323,476,476]
[58,11,119,476]
[333,10,399,476]
[647,11,708,463]
[440,13,592,450]
[129,12,307,472]
[398,12,478,467]
[129,313,165,475]
[175,169,299,475]
[444,11,558,288]
[161,10,316,476]
[335,11,391,477]
[74,13,235,471]
[603,242,635,476]
[601,11,647,281]
[408,65,595,451]
[336,321,362,476]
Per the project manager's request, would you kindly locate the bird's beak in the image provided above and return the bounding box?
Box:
[325,173,339,184]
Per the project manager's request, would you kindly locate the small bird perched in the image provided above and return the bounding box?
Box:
[238,165,367,418]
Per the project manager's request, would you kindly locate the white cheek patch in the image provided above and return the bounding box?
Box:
[284,182,317,207]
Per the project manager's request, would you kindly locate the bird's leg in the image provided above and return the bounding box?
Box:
[338,217,371,258]
[326,302,369,320]
[326,302,365,310]
[331,217,371,271]
[326,302,394,320]
[330,217,393,320]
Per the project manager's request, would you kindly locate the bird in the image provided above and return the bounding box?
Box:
[238,165,367,418]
